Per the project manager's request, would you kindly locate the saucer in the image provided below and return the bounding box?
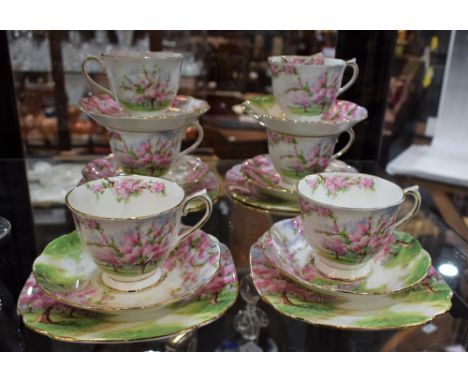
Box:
[261,217,431,296]
[82,154,209,185]
[226,164,299,215]
[241,154,357,202]
[82,155,219,212]
[80,94,210,132]
[251,242,452,330]
[18,243,238,343]
[33,228,220,312]
[243,95,367,136]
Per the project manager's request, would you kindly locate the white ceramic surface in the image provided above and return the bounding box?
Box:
[298,173,421,280]
[66,175,212,289]
[82,51,182,116]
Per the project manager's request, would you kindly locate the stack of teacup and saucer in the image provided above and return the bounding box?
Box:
[78,51,219,210]
[227,53,367,214]
[16,52,238,344]
[251,172,452,330]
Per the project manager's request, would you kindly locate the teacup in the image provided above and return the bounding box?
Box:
[65,175,212,291]
[298,173,421,280]
[107,121,203,176]
[268,55,359,121]
[82,51,182,117]
[267,127,355,184]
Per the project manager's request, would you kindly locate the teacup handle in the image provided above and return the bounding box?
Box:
[81,56,114,97]
[337,58,359,96]
[331,128,355,160]
[394,185,421,228]
[173,189,213,246]
[178,121,204,158]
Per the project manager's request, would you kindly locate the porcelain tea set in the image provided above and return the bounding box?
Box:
[17,51,452,342]
[228,53,451,329]
[227,53,367,213]
[17,51,237,343]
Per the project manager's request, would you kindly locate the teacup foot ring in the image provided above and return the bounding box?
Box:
[314,256,371,281]
[101,268,163,292]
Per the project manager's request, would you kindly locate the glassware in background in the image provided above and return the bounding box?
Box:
[233,275,269,349]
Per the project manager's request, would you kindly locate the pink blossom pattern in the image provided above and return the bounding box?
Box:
[322,100,363,122]
[307,174,375,197]
[80,94,207,118]
[300,198,334,218]
[267,130,336,177]
[165,231,218,288]
[80,94,123,115]
[268,131,297,146]
[315,212,397,264]
[252,243,336,305]
[109,131,179,176]
[119,64,175,111]
[241,155,282,188]
[270,54,325,78]
[287,71,341,115]
[75,213,176,275]
[83,157,119,180]
[86,177,166,203]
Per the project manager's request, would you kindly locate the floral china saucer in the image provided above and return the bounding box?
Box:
[251,242,451,330]
[83,154,208,185]
[80,94,210,132]
[243,95,367,136]
[261,217,431,296]
[226,164,299,215]
[82,155,219,211]
[18,243,238,343]
[33,228,220,315]
[241,154,357,202]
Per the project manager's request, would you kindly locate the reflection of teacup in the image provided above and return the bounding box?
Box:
[267,127,355,184]
[107,122,203,177]
[66,176,212,291]
[82,51,182,116]
[268,55,358,121]
[298,173,421,280]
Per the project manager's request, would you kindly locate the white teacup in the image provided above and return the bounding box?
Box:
[107,121,204,177]
[267,127,355,184]
[268,55,359,121]
[82,51,182,117]
[66,175,212,291]
[298,173,421,280]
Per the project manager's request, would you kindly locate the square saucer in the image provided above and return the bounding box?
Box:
[33,228,220,315]
[261,217,432,296]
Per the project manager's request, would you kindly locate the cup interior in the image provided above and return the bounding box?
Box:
[66,176,184,219]
[102,51,183,61]
[298,173,403,209]
[268,55,345,68]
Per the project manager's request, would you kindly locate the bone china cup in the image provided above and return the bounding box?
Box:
[298,173,421,280]
[82,51,182,116]
[267,127,355,184]
[107,121,204,176]
[65,175,212,291]
[268,55,358,121]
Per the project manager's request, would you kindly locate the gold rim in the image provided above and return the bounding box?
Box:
[242,100,368,127]
[80,96,210,123]
[65,175,186,221]
[33,239,222,312]
[249,248,452,331]
[297,172,409,212]
[228,189,299,215]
